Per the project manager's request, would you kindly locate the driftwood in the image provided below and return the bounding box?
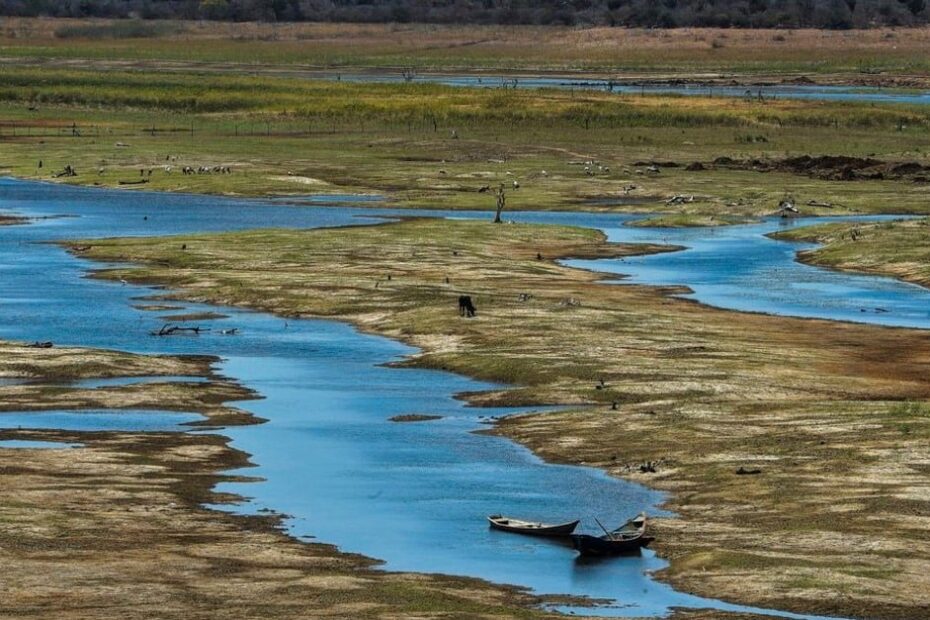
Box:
[26,341,53,348]
[666,194,695,205]
[806,200,837,209]
[118,179,150,186]
[151,323,207,337]
[52,165,77,178]
[736,466,762,475]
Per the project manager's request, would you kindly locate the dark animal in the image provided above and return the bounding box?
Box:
[458,295,476,318]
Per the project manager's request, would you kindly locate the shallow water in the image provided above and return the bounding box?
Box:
[0,439,81,449]
[333,72,930,105]
[0,409,203,432]
[560,214,930,328]
[70,375,210,389]
[0,176,923,617]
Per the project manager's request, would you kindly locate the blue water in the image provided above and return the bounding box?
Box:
[0,409,203,432]
[71,375,210,389]
[563,214,930,328]
[334,72,930,106]
[0,439,81,449]
[1,176,923,618]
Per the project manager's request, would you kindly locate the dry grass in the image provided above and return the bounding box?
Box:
[2,18,930,76]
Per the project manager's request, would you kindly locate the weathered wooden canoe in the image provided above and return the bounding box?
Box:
[571,512,654,556]
[487,515,580,537]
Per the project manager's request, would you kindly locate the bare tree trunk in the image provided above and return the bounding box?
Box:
[494,184,506,223]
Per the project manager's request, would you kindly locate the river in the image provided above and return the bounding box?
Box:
[2,177,924,618]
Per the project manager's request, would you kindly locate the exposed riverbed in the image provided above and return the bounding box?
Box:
[1,177,924,618]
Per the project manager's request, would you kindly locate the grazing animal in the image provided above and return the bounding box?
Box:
[458,295,477,318]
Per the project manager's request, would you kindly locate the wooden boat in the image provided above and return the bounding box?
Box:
[487,515,580,537]
[571,512,654,556]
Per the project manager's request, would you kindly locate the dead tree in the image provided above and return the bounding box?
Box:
[493,184,506,224]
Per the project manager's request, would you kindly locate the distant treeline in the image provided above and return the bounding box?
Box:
[3,0,928,28]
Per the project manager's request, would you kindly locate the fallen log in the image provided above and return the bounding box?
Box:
[151,323,207,337]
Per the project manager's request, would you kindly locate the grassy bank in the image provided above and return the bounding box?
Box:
[771,217,930,288]
[66,218,930,619]
[4,67,930,220]
[3,18,930,77]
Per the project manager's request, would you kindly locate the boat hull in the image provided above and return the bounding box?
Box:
[570,533,654,556]
[487,516,580,537]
